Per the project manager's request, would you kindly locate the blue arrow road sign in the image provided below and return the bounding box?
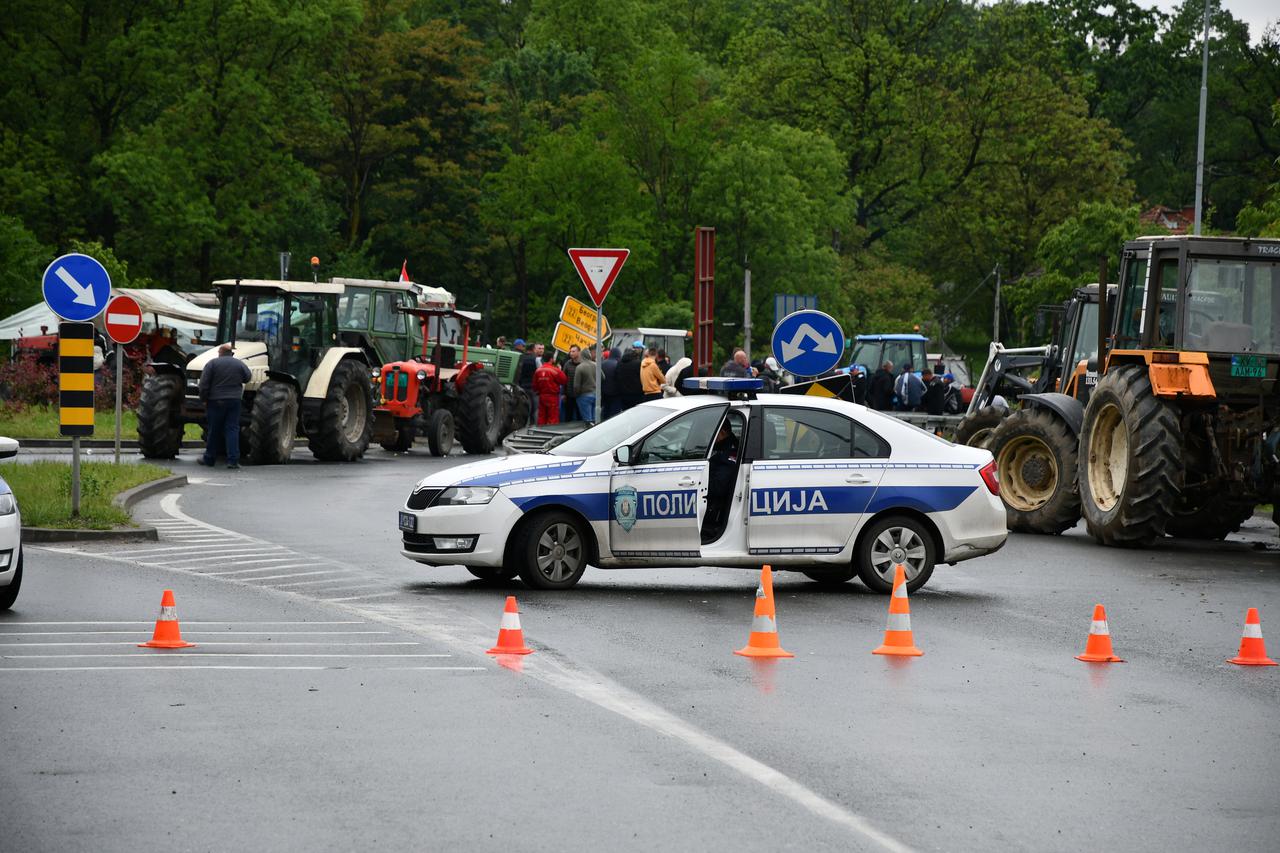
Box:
[771,309,844,377]
[42,253,112,322]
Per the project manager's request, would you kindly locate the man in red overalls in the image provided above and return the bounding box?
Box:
[532,351,568,425]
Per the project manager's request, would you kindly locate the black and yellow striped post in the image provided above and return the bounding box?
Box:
[59,322,95,516]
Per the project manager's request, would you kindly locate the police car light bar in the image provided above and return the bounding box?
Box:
[682,377,763,396]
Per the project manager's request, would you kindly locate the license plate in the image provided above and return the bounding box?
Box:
[1230,354,1266,378]
[398,511,416,533]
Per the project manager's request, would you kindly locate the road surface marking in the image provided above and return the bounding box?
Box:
[239,571,338,582]
[0,630,392,636]
[200,564,314,576]
[0,641,422,647]
[2,653,451,659]
[0,621,366,626]
[0,665,484,672]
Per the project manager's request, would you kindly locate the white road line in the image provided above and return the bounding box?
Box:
[112,544,277,556]
[157,557,298,569]
[200,564,313,576]
[272,577,363,589]
[145,553,292,566]
[0,631,391,636]
[159,493,252,538]
[0,621,366,626]
[326,592,401,603]
[0,666,484,672]
[0,641,420,647]
[3,653,451,659]
[242,571,339,582]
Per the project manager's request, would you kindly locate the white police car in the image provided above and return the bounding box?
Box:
[0,436,23,610]
[399,379,1006,592]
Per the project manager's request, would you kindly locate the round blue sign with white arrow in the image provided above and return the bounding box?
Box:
[771,309,844,377]
[42,253,112,322]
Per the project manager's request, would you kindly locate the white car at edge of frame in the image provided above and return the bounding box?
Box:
[0,436,23,610]
[398,380,1007,592]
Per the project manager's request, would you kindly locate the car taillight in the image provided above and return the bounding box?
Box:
[979,460,1000,496]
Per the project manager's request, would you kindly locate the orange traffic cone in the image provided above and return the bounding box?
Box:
[138,589,195,649]
[735,565,794,658]
[1075,604,1123,662]
[486,596,533,655]
[1228,607,1277,666]
[872,564,923,656]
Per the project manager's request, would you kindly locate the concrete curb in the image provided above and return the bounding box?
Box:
[22,474,188,543]
[16,438,204,449]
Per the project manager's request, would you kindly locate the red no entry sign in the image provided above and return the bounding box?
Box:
[104,294,143,344]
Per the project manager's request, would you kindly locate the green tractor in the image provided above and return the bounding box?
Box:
[138,279,407,464]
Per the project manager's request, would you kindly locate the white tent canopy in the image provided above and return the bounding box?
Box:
[0,288,218,341]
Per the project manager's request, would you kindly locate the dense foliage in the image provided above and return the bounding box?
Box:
[2,0,1277,355]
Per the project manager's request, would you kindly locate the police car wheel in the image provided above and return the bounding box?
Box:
[857,515,935,594]
[517,512,589,589]
[466,566,520,582]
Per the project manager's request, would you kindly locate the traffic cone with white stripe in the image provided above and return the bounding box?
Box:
[735,565,794,658]
[486,595,533,655]
[872,565,923,656]
[138,589,195,649]
[1075,604,1123,663]
[1228,607,1277,666]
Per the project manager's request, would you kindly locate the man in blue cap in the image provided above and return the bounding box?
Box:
[616,340,645,411]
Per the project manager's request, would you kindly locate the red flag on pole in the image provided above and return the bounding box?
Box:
[399,260,410,283]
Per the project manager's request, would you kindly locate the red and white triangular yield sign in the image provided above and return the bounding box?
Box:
[568,248,629,307]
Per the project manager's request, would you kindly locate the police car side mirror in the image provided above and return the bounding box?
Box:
[613,445,632,465]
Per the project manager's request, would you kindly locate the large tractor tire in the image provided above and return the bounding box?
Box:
[248,380,299,465]
[309,359,374,462]
[1077,364,1182,547]
[989,408,1081,535]
[953,406,1005,449]
[458,371,505,454]
[380,416,417,453]
[137,373,185,459]
[1164,498,1254,540]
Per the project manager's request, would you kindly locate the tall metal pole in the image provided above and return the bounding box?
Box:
[992,264,1002,342]
[114,345,122,464]
[71,436,81,517]
[743,256,752,356]
[1193,0,1210,236]
[594,308,603,424]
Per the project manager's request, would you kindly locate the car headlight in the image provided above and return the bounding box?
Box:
[416,369,428,381]
[0,493,15,515]
[435,486,496,506]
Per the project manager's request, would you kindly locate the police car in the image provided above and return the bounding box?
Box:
[0,437,23,610]
[398,379,1006,592]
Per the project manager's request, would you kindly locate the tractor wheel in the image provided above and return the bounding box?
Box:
[1078,364,1182,547]
[989,408,1081,534]
[380,417,417,453]
[248,380,298,465]
[137,373,184,459]
[953,406,1006,449]
[458,371,505,454]
[427,409,455,457]
[309,359,374,462]
[1164,498,1255,540]
[503,384,530,436]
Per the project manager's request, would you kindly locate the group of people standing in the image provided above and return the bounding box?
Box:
[510,339,676,426]
[863,361,961,415]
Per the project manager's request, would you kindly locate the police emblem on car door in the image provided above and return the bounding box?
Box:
[609,404,727,558]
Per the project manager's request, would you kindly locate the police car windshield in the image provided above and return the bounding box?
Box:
[549,405,677,457]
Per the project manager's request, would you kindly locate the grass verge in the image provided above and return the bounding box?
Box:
[0,406,143,440]
[0,461,170,529]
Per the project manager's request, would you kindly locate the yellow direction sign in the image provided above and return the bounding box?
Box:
[560,296,610,338]
[552,322,600,354]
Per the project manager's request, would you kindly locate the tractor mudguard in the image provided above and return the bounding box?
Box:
[1019,392,1085,437]
[455,361,485,390]
[148,361,185,379]
[303,348,368,400]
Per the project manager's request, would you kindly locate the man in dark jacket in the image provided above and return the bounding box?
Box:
[921,369,947,415]
[600,348,621,419]
[616,342,645,410]
[868,361,895,410]
[561,345,580,422]
[516,339,538,414]
[198,343,252,468]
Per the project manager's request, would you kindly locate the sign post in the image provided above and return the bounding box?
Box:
[105,294,143,464]
[568,248,630,423]
[771,309,845,379]
[43,253,111,518]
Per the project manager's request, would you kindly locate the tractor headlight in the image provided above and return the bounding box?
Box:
[0,493,15,515]
[435,486,497,506]
[416,369,428,381]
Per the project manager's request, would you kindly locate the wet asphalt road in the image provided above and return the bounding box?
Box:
[3,445,1279,852]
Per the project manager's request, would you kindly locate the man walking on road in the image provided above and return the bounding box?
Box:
[199,343,251,469]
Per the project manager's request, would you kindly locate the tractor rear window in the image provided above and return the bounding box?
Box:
[1186,258,1280,354]
[221,293,286,345]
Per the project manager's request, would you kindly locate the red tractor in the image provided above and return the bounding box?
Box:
[372,307,510,455]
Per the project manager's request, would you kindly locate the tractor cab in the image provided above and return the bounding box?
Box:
[210,280,343,388]
[847,334,929,376]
